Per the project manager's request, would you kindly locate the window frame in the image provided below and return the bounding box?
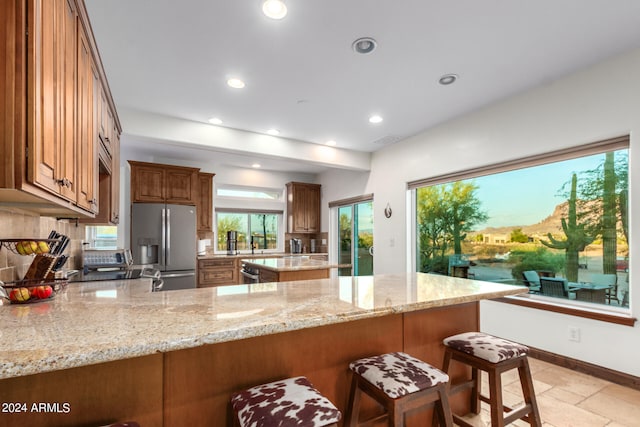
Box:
[215,209,284,254]
[408,135,635,326]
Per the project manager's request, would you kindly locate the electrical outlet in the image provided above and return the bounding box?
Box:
[568,326,581,342]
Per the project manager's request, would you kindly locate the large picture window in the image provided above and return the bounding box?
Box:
[412,137,630,309]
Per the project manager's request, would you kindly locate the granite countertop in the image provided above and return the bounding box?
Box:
[240,256,343,272]
[0,274,526,380]
[198,252,328,260]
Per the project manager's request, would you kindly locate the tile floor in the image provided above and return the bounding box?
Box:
[458,357,640,426]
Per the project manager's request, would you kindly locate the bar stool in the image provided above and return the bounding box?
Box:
[230,376,341,427]
[442,332,542,427]
[345,352,453,427]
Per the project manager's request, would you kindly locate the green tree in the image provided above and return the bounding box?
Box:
[510,228,529,243]
[217,215,242,250]
[416,181,488,273]
[570,150,628,273]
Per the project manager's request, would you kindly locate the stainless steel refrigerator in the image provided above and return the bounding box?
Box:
[131,203,197,290]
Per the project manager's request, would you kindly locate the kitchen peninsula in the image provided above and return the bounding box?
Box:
[241,256,345,282]
[0,274,526,427]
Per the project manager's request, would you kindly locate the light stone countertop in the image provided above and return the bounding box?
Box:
[0,274,526,380]
[240,257,343,272]
[198,252,328,260]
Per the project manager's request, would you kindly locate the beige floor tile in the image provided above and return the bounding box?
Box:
[598,383,640,406]
[536,394,610,427]
[540,385,586,405]
[531,365,609,397]
[578,390,640,426]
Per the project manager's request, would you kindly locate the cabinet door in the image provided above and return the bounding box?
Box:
[305,184,321,233]
[287,183,321,233]
[57,0,77,202]
[29,0,76,199]
[197,173,213,232]
[110,125,120,224]
[131,164,165,203]
[165,167,197,204]
[76,23,96,212]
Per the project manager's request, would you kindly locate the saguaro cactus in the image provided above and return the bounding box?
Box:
[602,152,617,275]
[542,173,594,282]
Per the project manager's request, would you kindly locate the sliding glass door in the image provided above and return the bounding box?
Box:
[337,201,374,276]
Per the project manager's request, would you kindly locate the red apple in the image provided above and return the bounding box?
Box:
[35,285,53,299]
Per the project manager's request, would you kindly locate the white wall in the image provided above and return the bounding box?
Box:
[322,48,640,375]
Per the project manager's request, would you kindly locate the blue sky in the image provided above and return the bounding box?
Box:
[470,153,613,230]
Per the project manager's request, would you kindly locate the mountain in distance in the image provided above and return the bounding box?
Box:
[473,202,572,238]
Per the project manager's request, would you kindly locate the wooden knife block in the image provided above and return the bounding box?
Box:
[23,255,59,280]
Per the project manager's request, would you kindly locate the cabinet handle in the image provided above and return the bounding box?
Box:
[56,178,72,188]
[90,198,97,205]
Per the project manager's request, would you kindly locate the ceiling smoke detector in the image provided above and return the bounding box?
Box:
[352,37,377,55]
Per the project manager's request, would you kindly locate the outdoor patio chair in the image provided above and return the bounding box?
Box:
[589,273,618,304]
[522,270,541,293]
[540,277,570,298]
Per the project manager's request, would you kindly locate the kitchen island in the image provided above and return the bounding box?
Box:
[241,256,345,282]
[0,274,526,426]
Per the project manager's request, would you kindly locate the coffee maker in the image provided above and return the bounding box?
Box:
[226,231,238,255]
[290,238,302,254]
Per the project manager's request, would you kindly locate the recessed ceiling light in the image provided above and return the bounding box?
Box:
[326,140,337,146]
[252,163,261,168]
[208,117,223,125]
[369,115,383,124]
[262,0,287,19]
[352,37,377,55]
[227,78,245,89]
[439,73,458,85]
[266,129,280,136]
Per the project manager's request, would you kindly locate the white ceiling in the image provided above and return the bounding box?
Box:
[85,0,640,172]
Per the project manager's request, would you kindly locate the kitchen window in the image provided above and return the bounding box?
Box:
[409,136,630,319]
[85,226,118,249]
[216,211,281,252]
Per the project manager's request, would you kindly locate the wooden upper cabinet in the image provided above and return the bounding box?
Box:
[110,124,120,224]
[286,182,321,233]
[0,0,120,217]
[197,173,214,232]
[129,161,199,205]
[76,22,96,213]
[29,0,78,201]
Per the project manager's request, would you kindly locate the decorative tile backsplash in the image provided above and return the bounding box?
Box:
[0,207,85,282]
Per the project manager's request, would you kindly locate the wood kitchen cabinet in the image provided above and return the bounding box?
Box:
[0,0,120,217]
[129,161,200,205]
[198,258,238,287]
[286,182,321,233]
[197,172,215,233]
[76,21,97,213]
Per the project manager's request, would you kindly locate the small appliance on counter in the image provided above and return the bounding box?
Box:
[290,238,302,254]
[227,231,238,255]
[69,248,163,291]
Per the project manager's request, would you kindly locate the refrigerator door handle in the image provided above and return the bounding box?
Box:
[161,208,166,267]
[166,208,171,266]
[161,272,196,279]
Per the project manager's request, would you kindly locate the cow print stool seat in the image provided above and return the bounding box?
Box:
[230,376,341,427]
[442,332,542,426]
[344,352,453,427]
